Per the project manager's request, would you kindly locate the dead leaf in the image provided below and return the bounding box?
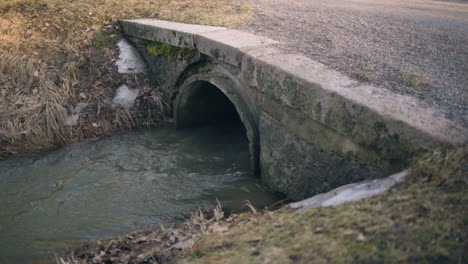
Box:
[171,238,196,250]
[273,220,283,227]
[210,223,229,233]
[357,233,366,241]
[343,229,354,236]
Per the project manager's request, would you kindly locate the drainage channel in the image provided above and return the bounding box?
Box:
[0,122,278,263]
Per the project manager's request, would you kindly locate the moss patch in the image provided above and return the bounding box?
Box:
[146,41,196,61]
[400,72,430,87]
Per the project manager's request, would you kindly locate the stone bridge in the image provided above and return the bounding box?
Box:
[119,19,466,200]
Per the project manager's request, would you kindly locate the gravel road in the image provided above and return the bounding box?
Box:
[237,0,468,127]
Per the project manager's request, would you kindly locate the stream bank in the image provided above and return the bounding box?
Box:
[0,123,278,263]
[0,0,252,158]
[61,147,467,264]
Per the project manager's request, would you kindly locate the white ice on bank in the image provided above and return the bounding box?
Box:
[63,103,89,126]
[116,39,146,74]
[289,170,409,213]
[112,84,139,110]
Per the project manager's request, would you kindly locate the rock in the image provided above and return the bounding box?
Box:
[289,170,410,212]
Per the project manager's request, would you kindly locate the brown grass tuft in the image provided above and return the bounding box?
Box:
[60,203,230,263]
[0,53,69,154]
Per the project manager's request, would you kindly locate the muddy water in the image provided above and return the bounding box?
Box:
[0,124,277,263]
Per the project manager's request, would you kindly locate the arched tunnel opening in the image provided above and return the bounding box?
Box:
[175,81,243,128]
[175,80,259,174]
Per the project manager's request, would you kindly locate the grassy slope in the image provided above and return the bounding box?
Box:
[0,0,251,156]
[177,147,467,264]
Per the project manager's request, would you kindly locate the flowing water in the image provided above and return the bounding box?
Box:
[0,124,277,263]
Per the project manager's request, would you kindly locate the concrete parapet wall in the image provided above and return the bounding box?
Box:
[120,19,466,200]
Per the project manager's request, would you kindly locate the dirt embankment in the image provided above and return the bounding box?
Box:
[0,0,251,158]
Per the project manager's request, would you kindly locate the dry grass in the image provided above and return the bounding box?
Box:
[0,0,251,157]
[176,147,467,264]
[58,202,250,264]
[400,72,430,87]
[0,54,70,154]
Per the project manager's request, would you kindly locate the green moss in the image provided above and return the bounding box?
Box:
[179,46,197,61]
[145,41,196,61]
[189,63,204,74]
[368,121,413,169]
[187,61,213,75]
[147,42,177,60]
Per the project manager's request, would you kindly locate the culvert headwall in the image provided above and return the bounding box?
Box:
[119,18,467,200]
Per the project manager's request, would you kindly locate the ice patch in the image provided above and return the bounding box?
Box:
[116,39,146,74]
[63,103,89,126]
[112,84,139,110]
[290,170,409,213]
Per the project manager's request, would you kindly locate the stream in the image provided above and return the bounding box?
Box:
[0,123,277,263]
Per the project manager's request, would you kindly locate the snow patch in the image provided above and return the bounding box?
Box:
[290,170,409,213]
[63,103,89,126]
[112,84,139,110]
[116,39,146,74]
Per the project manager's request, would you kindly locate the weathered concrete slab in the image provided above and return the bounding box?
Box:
[119,19,225,48]
[119,19,277,67]
[260,112,387,200]
[196,29,278,66]
[241,47,467,168]
[243,47,466,147]
[119,18,467,200]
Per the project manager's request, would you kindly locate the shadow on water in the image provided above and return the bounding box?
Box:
[0,86,278,263]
